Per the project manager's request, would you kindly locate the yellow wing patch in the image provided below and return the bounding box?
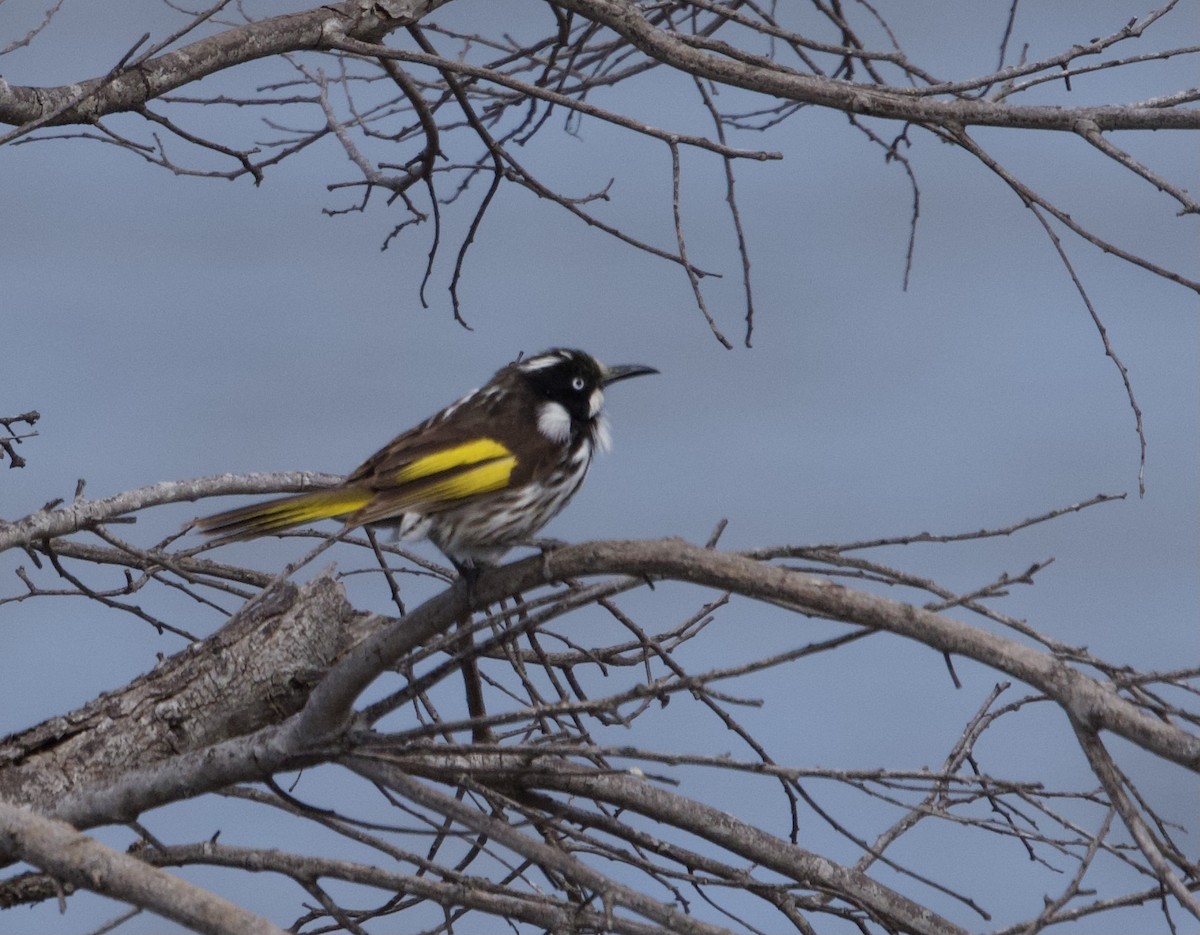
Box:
[393,438,514,484]
[408,456,517,502]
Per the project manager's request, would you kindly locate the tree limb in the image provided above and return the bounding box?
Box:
[0,800,287,935]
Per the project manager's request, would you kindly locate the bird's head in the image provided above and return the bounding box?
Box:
[515,348,658,447]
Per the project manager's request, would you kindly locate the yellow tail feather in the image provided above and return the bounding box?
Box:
[197,488,373,542]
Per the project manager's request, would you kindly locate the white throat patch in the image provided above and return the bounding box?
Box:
[588,388,604,418]
[537,401,573,444]
[592,414,612,453]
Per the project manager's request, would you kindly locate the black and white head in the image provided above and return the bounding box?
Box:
[515,349,657,451]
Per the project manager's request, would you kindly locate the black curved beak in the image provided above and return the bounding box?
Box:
[601,362,659,386]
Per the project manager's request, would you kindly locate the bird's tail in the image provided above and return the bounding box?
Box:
[196,487,373,543]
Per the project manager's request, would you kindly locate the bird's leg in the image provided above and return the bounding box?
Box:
[529,537,567,584]
[451,558,481,604]
[450,558,492,744]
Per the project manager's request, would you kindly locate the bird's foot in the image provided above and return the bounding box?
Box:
[529,537,568,581]
[451,559,483,606]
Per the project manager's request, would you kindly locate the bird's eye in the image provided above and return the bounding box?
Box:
[571,376,586,391]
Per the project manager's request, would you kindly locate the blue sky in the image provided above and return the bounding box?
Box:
[2,1,1197,932]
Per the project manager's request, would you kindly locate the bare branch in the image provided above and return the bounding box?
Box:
[0,471,342,553]
[0,799,286,935]
[0,573,363,814]
[0,410,39,469]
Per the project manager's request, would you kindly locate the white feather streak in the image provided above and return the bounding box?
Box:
[592,415,612,453]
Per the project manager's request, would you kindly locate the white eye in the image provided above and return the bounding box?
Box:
[571,376,586,391]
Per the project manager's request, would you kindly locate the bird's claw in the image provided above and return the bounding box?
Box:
[530,537,567,580]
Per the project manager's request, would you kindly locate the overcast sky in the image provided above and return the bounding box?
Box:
[2,1,1197,932]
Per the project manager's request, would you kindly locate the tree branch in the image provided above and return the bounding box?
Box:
[0,800,287,935]
[0,2,448,131]
[0,471,342,553]
[357,751,971,935]
[0,572,363,814]
[553,0,1200,131]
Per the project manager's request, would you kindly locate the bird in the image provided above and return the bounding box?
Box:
[196,348,657,576]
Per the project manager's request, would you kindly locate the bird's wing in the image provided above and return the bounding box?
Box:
[344,410,521,526]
